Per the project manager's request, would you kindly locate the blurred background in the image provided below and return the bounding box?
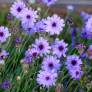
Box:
[0,0,92,14]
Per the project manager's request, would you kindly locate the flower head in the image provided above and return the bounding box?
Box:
[21,8,38,29]
[37,70,57,88]
[66,55,82,69]
[81,27,92,39]
[52,38,68,58]
[80,11,91,21]
[45,14,65,35]
[34,19,46,32]
[42,56,60,72]
[32,37,51,56]
[69,68,83,80]
[10,1,27,19]
[0,26,11,43]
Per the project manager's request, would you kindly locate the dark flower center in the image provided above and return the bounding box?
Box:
[71,60,77,66]
[0,32,4,37]
[17,7,22,12]
[0,55,4,59]
[52,22,56,27]
[39,44,44,50]
[45,76,50,81]
[58,46,64,51]
[26,15,31,19]
[32,52,37,57]
[76,71,79,76]
[48,63,54,68]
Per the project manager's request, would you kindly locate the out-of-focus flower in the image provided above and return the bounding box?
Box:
[81,27,92,39]
[21,23,35,34]
[87,45,92,59]
[32,37,51,56]
[45,14,65,35]
[81,17,92,39]
[34,19,46,33]
[10,1,27,19]
[0,26,11,43]
[37,70,57,88]
[85,17,92,31]
[42,0,58,6]
[41,56,60,72]
[52,38,68,58]
[80,11,91,22]
[1,80,11,90]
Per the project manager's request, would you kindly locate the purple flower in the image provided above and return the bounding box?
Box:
[0,26,11,43]
[81,17,92,39]
[1,80,11,90]
[41,56,60,72]
[45,14,65,35]
[52,38,68,58]
[69,68,83,80]
[80,11,91,22]
[32,37,51,56]
[21,23,35,34]
[66,55,82,69]
[37,70,57,88]
[10,1,27,19]
[81,27,92,39]
[34,19,46,32]
[21,8,38,29]
[42,0,57,6]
